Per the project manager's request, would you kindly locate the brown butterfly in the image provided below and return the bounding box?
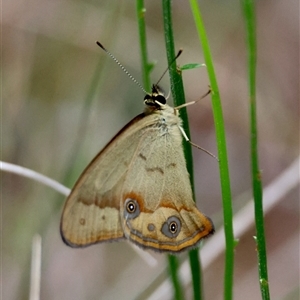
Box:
[60,44,214,253]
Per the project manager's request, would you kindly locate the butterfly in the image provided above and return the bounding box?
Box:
[60,44,214,253]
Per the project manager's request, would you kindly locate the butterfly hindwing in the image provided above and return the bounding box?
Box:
[119,117,214,252]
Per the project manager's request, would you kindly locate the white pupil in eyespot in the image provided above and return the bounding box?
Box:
[127,202,135,213]
[170,222,177,233]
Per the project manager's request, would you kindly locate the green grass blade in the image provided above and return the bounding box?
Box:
[189,1,235,300]
[61,58,104,190]
[242,1,271,299]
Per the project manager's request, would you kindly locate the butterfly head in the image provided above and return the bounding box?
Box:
[144,84,167,109]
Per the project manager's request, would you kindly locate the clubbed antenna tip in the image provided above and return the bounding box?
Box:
[96,41,148,95]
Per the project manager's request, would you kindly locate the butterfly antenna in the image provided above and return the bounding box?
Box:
[96,41,148,94]
[155,49,183,86]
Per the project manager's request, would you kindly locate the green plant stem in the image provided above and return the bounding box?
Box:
[168,255,184,300]
[136,4,185,297]
[136,0,151,91]
[189,1,235,300]
[242,1,270,299]
[189,248,202,300]
[162,1,203,299]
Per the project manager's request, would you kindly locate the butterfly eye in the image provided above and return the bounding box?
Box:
[155,94,166,105]
[124,199,140,219]
[161,216,181,238]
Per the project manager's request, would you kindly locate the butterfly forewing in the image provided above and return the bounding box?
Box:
[61,114,151,247]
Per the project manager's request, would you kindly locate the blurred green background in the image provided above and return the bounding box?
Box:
[2,1,299,299]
